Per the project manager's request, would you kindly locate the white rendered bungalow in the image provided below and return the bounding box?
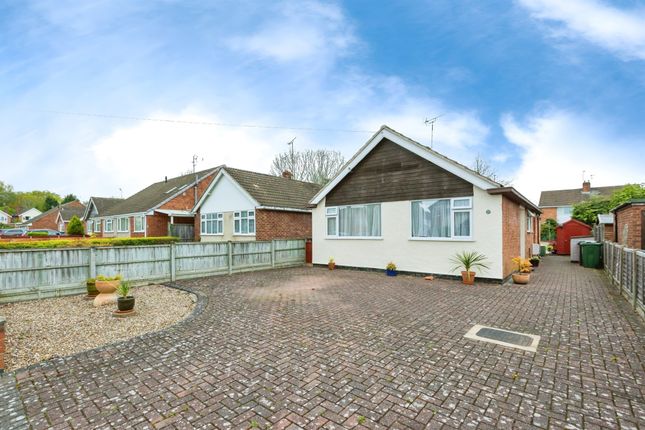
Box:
[309,125,541,282]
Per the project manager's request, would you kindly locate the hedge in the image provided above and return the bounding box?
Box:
[0,236,180,250]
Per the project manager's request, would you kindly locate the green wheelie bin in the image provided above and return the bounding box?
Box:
[580,242,602,268]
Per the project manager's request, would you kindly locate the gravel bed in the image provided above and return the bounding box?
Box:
[0,285,195,371]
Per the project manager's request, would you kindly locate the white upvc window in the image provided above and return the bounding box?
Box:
[234,210,255,235]
[556,206,572,224]
[411,197,472,240]
[326,204,381,238]
[104,219,114,233]
[117,217,129,232]
[527,213,534,233]
[87,220,93,232]
[134,216,145,232]
[94,219,101,232]
[201,212,223,235]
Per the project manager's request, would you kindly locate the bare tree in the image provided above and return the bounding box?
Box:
[471,155,510,186]
[270,149,345,185]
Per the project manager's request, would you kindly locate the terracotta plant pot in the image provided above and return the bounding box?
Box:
[461,271,476,285]
[94,280,120,306]
[117,296,135,312]
[512,273,530,284]
[328,262,336,270]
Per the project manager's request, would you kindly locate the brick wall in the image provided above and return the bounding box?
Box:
[540,207,557,225]
[159,173,216,211]
[146,214,170,237]
[615,204,644,249]
[30,210,59,230]
[502,197,521,278]
[255,209,312,241]
[194,211,201,242]
[603,225,615,242]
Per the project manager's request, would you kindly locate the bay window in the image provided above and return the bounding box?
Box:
[326,204,381,237]
[411,197,472,239]
[117,217,129,232]
[201,212,223,235]
[234,210,255,235]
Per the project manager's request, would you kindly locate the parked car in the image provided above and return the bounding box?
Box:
[29,229,64,237]
[1,228,28,236]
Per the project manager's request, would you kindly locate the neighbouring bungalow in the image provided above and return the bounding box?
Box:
[88,168,221,240]
[17,207,42,224]
[613,199,645,249]
[0,209,10,225]
[309,125,541,283]
[539,181,625,225]
[193,167,321,242]
[82,197,124,235]
[28,200,86,232]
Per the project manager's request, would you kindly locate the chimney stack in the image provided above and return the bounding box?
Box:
[165,176,168,183]
[282,170,293,180]
[582,180,591,193]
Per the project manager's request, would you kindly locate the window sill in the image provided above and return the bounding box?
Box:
[409,237,474,242]
[233,233,256,236]
[326,236,383,240]
[202,233,224,236]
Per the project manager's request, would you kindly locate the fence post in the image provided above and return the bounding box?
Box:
[228,241,233,275]
[89,247,96,279]
[170,243,176,282]
[632,251,638,310]
[271,240,276,268]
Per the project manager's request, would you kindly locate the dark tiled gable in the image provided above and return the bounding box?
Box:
[539,185,626,207]
[225,167,321,210]
[59,202,86,222]
[90,197,123,213]
[102,168,219,216]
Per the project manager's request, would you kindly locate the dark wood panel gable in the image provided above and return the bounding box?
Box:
[326,138,473,206]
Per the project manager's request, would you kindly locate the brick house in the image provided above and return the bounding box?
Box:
[28,200,86,232]
[82,197,124,235]
[87,168,220,240]
[539,181,625,225]
[309,125,541,283]
[613,199,645,249]
[193,167,321,242]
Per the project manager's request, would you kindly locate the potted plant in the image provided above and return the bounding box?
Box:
[529,256,540,268]
[450,251,490,285]
[86,278,99,298]
[511,257,532,284]
[385,262,397,276]
[328,257,336,270]
[94,274,122,306]
[115,281,135,312]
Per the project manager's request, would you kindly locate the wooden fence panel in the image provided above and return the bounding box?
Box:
[274,239,306,265]
[603,242,645,319]
[96,245,171,282]
[232,241,271,269]
[175,243,228,278]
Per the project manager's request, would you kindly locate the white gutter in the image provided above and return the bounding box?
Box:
[256,206,312,213]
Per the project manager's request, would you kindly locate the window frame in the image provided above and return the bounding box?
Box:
[325,203,382,239]
[410,196,473,241]
[201,212,224,235]
[234,210,256,235]
[134,216,145,233]
[93,219,101,232]
[104,219,114,233]
[117,217,129,233]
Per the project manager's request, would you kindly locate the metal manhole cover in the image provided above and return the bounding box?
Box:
[464,324,540,352]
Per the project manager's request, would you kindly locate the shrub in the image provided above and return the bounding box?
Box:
[96,274,122,281]
[116,281,131,297]
[66,215,85,235]
[27,231,48,237]
[0,236,179,250]
[386,262,397,271]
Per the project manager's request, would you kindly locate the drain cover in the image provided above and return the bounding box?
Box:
[464,324,540,352]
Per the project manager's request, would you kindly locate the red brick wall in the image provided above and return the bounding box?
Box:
[146,214,170,237]
[255,209,312,241]
[502,197,521,278]
[540,207,557,225]
[194,211,201,242]
[30,210,59,230]
[615,204,644,249]
[159,173,216,211]
[603,225,615,242]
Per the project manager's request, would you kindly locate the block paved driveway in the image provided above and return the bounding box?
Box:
[7,256,645,429]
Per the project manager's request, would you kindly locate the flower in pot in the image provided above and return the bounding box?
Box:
[385,262,397,276]
[511,257,532,284]
[116,281,135,312]
[450,251,490,285]
[93,274,122,306]
[529,256,540,268]
[328,257,336,270]
[86,278,99,298]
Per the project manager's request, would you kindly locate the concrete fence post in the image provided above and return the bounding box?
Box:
[271,240,276,268]
[170,243,176,282]
[89,247,97,279]
[228,241,233,275]
[0,316,5,375]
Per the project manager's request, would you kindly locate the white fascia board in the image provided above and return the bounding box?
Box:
[192,169,260,213]
[92,211,147,220]
[310,126,499,205]
[256,206,312,213]
[81,199,94,221]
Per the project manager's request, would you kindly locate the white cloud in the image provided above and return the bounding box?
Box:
[502,108,643,203]
[226,1,356,63]
[518,0,645,60]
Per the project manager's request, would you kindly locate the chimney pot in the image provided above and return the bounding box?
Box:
[582,180,591,192]
[165,176,168,183]
[282,170,293,179]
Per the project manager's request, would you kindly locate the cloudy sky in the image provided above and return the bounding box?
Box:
[1,0,643,202]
